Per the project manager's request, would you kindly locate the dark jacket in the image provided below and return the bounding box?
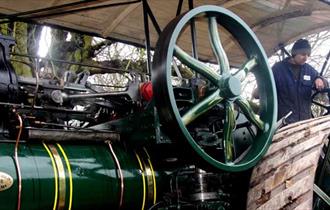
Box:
[272,58,319,124]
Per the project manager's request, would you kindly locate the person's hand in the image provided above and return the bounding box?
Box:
[314,78,325,90]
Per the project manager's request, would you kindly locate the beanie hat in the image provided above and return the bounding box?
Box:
[291,39,311,57]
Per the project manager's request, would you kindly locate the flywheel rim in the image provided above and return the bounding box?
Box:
[152,5,277,172]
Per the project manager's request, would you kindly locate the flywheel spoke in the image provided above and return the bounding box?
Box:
[232,57,258,81]
[235,97,264,131]
[182,89,223,125]
[174,46,220,85]
[208,16,230,75]
[223,101,235,163]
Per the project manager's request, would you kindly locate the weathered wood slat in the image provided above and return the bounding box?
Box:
[294,198,313,210]
[247,115,330,210]
[251,134,324,180]
[248,150,320,205]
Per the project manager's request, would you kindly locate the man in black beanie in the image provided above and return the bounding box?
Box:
[272,38,326,124]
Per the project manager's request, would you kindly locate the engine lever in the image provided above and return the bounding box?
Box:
[64,71,76,83]
[75,71,90,85]
[275,111,292,130]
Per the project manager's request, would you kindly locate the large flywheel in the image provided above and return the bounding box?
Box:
[152,5,277,172]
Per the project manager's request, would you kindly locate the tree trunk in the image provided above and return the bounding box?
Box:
[12,22,32,76]
[48,30,96,77]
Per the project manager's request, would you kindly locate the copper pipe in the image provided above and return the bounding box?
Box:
[107,141,124,209]
[14,112,23,210]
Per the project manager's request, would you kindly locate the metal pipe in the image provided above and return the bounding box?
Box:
[144,1,161,35]
[10,53,134,74]
[142,0,152,78]
[0,102,92,115]
[314,184,330,206]
[278,43,291,59]
[32,59,39,109]
[107,141,124,209]
[14,112,23,210]
[188,0,198,59]
[176,0,184,16]
[32,121,112,131]
[320,49,330,76]
[10,59,34,70]
[28,128,120,142]
[63,91,129,99]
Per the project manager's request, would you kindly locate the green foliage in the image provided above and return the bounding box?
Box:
[0,23,10,36]
[12,22,32,77]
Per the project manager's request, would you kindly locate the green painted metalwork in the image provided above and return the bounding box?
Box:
[220,76,241,98]
[0,142,165,210]
[0,143,55,210]
[182,89,223,125]
[314,184,330,206]
[233,57,258,81]
[314,142,330,209]
[236,97,264,131]
[223,101,235,163]
[208,16,230,75]
[174,46,220,85]
[152,5,277,172]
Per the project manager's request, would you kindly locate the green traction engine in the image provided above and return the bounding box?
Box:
[0,6,277,210]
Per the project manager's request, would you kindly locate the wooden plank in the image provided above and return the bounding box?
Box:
[293,198,313,210]
[256,174,313,209]
[252,133,325,179]
[101,3,141,37]
[248,115,330,210]
[248,149,320,204]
